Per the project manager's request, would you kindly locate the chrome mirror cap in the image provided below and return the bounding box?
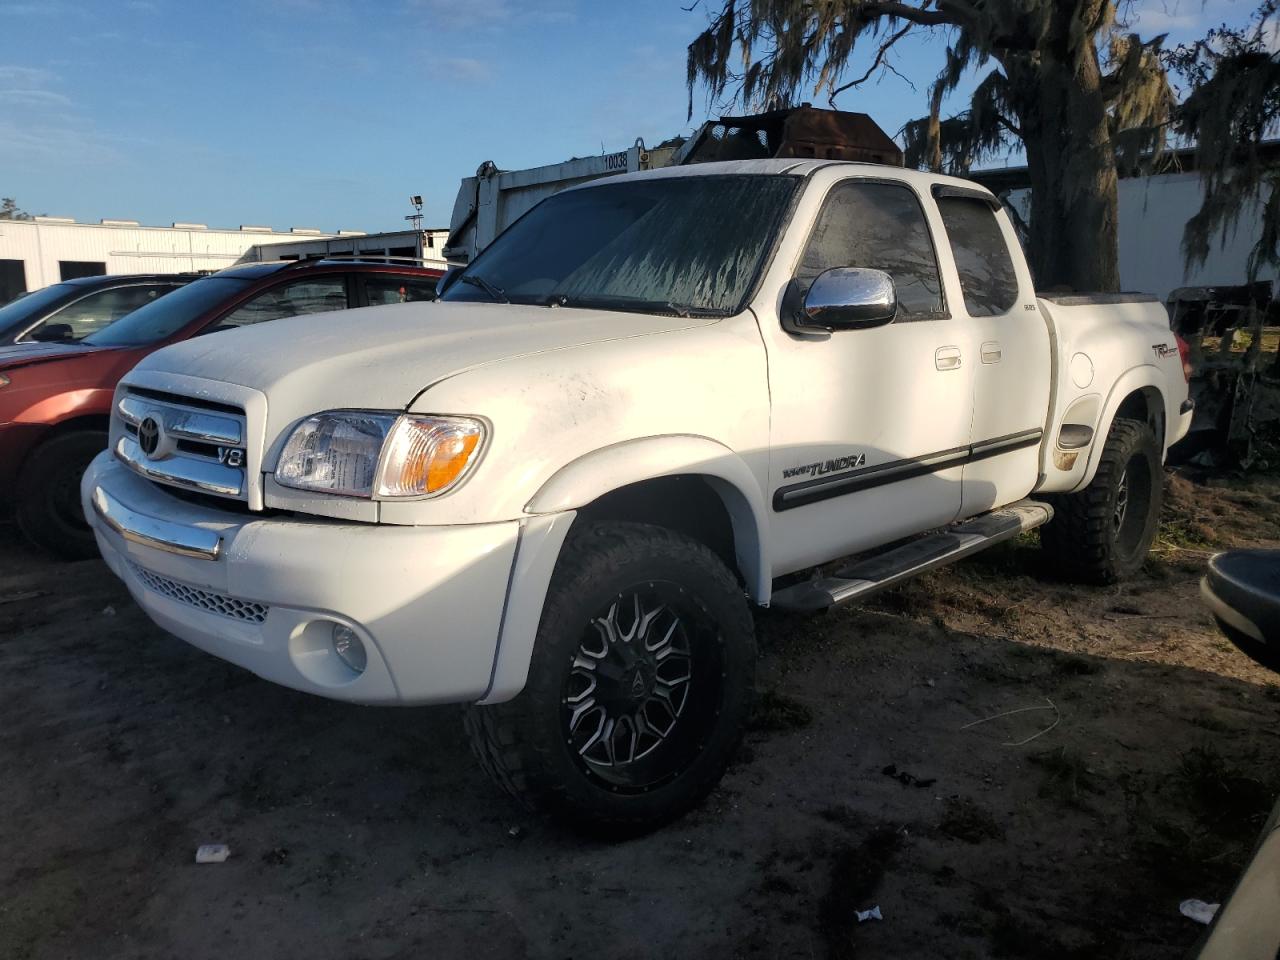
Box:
[801,267,897,330]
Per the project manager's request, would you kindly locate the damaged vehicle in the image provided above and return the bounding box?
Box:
[82,160,1192,832]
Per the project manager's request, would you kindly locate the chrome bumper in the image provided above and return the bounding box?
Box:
[82,452,524,706]
[91,485,222,560]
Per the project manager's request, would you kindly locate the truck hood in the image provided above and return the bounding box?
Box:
[131,300,716,419]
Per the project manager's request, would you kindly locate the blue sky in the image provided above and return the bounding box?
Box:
[0,0,1262,233]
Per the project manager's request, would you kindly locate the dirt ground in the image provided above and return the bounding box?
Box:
[2,469,1280,960]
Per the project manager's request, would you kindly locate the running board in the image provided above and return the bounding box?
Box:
[769,499,1054,614]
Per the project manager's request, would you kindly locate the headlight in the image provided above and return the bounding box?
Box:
[0,374,10,389]
[275,411,485,499]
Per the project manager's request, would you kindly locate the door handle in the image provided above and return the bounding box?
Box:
[935,346,962,371]
[981,341,1002,364]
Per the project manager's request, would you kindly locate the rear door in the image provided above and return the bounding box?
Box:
[933,191,1050,515]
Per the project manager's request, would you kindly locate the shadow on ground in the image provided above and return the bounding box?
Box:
[1,471,1278,960]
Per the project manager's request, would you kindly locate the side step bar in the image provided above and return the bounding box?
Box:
[769,499,1054,614]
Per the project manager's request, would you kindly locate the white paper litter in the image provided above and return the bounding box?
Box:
[1179,899,1219,925]
[195,844,231,864]
[856,905,883,923]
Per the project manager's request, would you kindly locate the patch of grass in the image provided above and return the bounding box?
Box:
[1178,744,1274,838]
[749,689,814,733]
[1028,747,1097,807]
[938,796,1004,844]
[1156,514,1218,552]
[1056,655,1103,677]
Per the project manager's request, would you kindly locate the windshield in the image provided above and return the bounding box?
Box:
[84,276,253,346]
[441,174,799,316]
[0,282,74,326]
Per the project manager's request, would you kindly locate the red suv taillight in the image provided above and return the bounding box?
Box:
[1175,333,1193,383]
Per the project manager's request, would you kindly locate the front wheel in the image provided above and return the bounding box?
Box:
[1040,418,1162,584]
[464,522,756,836]
[16,430,107,561]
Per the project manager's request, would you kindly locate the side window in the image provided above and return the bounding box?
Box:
[795,181,945,320]
[217,276,348,330]
[364,276,438,305]
[936,197,1020,317]
[29,284,178,341]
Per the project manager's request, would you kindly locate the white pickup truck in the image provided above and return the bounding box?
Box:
[82,159,1193,833]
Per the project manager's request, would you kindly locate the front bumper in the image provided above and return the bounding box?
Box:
[83,452,521,705]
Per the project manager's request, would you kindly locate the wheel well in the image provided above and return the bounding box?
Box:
[45,414,110,439]
[573,476,741,584]
[1114,387,1165,448]
[16,415,109,481]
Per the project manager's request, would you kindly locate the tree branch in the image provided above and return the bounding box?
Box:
[995,112,1023,138]
[1102,33,1167,104]
[860,1,958,26]
[826,23,914,104]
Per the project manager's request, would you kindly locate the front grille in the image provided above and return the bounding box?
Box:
[123,385,243,416]
[129,562,269,624]
[114,388,249,503]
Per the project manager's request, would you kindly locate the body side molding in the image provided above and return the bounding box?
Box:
[773,429,1043,512]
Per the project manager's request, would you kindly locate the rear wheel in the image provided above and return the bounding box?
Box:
[1041,418,1162,584]
[16,430,106,561]
[465,522,756,836]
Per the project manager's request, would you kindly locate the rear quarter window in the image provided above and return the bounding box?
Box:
[937,197,1020,317]
[365,276,438,305]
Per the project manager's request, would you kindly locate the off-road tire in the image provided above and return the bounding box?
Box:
[16,431,106,561]
[464,522,756,836]
[1041,418,1162,584]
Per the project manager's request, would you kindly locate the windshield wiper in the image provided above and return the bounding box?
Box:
[545,294,721,318]
[459,273,509,303]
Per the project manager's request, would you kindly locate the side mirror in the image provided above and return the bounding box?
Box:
[30,322,75,342]
[437,265,464,297]
[800,267,897,331]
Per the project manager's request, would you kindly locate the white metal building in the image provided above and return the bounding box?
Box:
[0,218,353,302]
[248,228,451,268]
[998,173,1276,300]
[972,149,1278,301]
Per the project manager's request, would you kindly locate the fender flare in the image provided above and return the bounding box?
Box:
[525,433,772,600]
[1075,364,1167,492]
[13,387,114,426]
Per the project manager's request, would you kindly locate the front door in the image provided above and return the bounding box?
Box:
[763,177,978,577]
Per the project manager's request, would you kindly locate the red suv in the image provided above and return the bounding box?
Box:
[0,259,443,558]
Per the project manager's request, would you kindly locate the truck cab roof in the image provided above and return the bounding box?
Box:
[584,157,1003,206]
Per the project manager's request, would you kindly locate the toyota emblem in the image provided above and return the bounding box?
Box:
[137,417,161,458]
